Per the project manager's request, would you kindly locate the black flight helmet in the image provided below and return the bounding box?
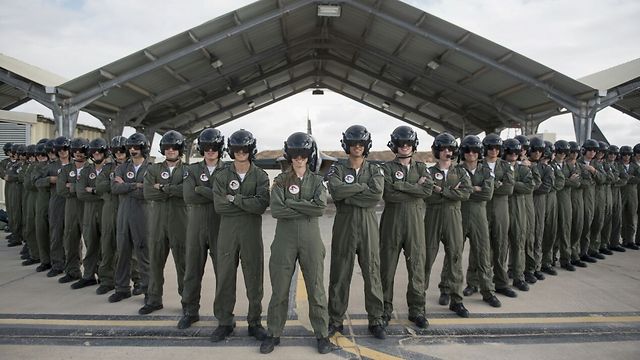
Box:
[37,138,49,145]
[341,125,372,157]
[568,141,580,154]
[431,132,458,160]
[543,140,554,159]
[160,130,185,156]
[387,125,418,153]
[620,145,633,157]
[35,143,47,157]
[633,143,640,155]
[482,133,502,157]
[527,137,545,157]
[26,144,37,157]
[16,144,27,156]
[514,135,530,151]
[3,142,13,156]
[581,139,600,155]
[88,138,109,162]
[598,141,610,155]
[10,143,20,155]
[110,136,128,157]
[284,132,318,171]
[44,139,55,154]
[70,137,89,156]
[126,133,150,157]
[608,145,620,159]
[53,136,70,154]
[459,135,483,162]
[227,129,257,160]
[502,138,522,159]
[554,140,570,155]
[197,128,225,156]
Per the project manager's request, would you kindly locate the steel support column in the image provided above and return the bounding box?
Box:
[572,104,595,145]
[52,105,79,138]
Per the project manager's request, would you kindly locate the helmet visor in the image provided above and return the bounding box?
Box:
[229,145,251,154]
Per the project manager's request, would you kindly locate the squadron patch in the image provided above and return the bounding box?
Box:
[229,179,240,190]
[379,168,384,176]
[183,169,189,179]
[89,173,96,180]
[200,173,209,182]
[110,172,115,180]
[395,170,404,180]
[160,171,170,180]
[69,170,76,178]
[510,165,515,171]
[126,171,135,179]
[57,168,61,174]
[288,184,300,195]
[344,174,355,184]
[434,172,444,180]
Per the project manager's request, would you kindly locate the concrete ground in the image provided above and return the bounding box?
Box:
[1,208,639,359]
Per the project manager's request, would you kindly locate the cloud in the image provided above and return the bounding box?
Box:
[2,0,639,150]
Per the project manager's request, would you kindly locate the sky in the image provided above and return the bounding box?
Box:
[1,0,640,154]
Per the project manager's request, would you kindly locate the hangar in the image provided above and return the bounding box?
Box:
[1,0,638,145]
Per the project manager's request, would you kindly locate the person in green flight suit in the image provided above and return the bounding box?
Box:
[481,134,516,298]
[552,140,580,272]
[56,138,89,284]
[447,135,500,307]
[525,137,553,284]
[21,144,40,266]
[108,133,151,303]
[94,136,130,295]
[566,142,589,267]
[633,144,640,247]
[41,137,69,277]
[72,138,109,290]
[140,130,188,315]
[540,140,564,275]
[5,144,24,248]
[597,141,617,256]
[1,143,13,238]
[260,132,332,355]
[606,145,628,253]
[620,145,640,250]
[210,129,270,343]
[178,128,227,329]
[379,126,432,328]
[579,139,606,262]
[32,141,54,273]
[588,142,610,259]
[426,133,473,318]
[326,125,386,339]
[503,138,533,291]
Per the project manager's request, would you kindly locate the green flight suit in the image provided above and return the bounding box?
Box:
[542,160,564,267]
[95,161,119,288]
[5,160,23,243]
[327,160,385,327]
[635,160,640,246]
[213,162,270,327]
[527,162,553,273]
[57,162,86,278]
[485,159,514,290]
[425,164,472,305]
[556,161,579,266]
[589,160,608,253]
[609,161,627,247]
[32,160,51,266]
[568,161,585,260]
[77,163,105,280]
[621,162,640,246]
[112,159,150,294]
[380,158,433,319]
[181,160,227,315]
[599,161,617,249]
[523,162,540,275]
[0,158,10,231]
[22,162,39,261]
[508,163,534,282]
[143,160,188,307]
[580,159,604,255]
[267,169,328,339]
[441,162,494,297]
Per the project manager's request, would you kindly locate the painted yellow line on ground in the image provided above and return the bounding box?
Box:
[0,319,301,327]
[295,270,405,360]
[352,316,640,326]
